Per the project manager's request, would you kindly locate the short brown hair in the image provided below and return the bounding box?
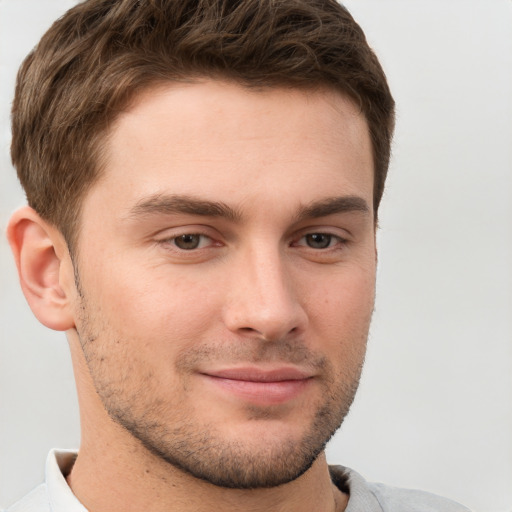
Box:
[11,0,395,250]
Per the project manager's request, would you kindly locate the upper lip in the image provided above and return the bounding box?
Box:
[201,367,313,382]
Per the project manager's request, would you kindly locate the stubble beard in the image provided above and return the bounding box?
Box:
[75,285,366,490]
[108,360,362,489]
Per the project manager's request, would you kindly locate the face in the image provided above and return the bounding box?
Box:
[71,81,376,488]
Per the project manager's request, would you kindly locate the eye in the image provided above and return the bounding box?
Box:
[171,234,212,250]
[297,233,343,249]
[304,233,333,249]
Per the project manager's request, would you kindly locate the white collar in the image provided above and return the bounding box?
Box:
[46,449,87,512]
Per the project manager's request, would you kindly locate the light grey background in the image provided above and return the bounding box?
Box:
[1,1,511,511]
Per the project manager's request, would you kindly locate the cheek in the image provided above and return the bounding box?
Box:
[304,264,375,351]
[90,262,218,350]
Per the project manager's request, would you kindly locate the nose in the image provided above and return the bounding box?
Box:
[222,245,308,341]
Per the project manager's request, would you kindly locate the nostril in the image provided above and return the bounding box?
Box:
[240,327,257,333]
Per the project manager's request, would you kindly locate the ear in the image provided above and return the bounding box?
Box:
[7,206,76,331]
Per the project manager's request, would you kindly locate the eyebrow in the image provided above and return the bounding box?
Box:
[127,193,370,223]
[128,194,242,222]
[295,196,370,222]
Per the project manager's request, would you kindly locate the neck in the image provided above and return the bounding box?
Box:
[67,444,347,512]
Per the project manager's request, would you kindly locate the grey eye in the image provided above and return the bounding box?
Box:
[174,234,202,250]
[305,233,332,249]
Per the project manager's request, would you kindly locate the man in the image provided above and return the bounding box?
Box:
[4,0,471,510]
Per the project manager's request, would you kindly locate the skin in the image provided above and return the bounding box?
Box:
[8,81,376,512]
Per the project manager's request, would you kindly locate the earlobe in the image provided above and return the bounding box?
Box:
[7,206,76,331]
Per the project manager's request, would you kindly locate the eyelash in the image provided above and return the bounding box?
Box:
[163,233,217,251]
[293,233,346,250]
[159,231,347,253]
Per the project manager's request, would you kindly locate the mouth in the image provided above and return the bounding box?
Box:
[199,366,314,405]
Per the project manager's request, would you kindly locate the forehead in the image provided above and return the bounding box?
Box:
[86,80,374,220]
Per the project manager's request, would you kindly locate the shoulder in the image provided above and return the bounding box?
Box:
[4,484,51,512]
[367,482,472,512]
[4,450,83,512]
[329,465,471,512]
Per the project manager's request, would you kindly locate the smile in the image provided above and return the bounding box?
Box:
[199,367,314,406]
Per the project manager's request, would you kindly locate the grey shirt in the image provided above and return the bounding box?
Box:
[329,465,471,511]
[5,450,471,511]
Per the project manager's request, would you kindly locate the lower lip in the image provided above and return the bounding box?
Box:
[202,375,311,405]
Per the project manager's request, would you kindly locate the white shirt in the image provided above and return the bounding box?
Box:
[6,451,86,512]
[4,450,471,511]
